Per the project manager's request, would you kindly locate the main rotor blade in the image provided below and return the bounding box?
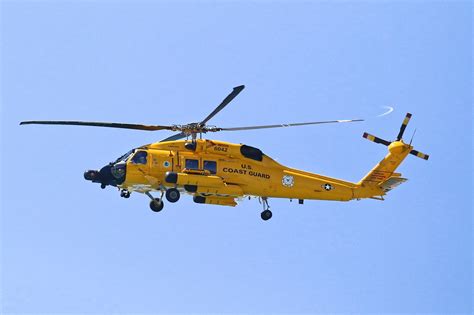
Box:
[20,120,174,131]
[160,132,187,142]
[396,113,412,140]
[219,119,363,131]
[199,85,245,126]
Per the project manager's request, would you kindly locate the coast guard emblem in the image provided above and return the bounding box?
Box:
[282,175,294,187]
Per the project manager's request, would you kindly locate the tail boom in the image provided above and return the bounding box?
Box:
[353,112,429,199]
[360,142,411,183]
[354,141,412,199]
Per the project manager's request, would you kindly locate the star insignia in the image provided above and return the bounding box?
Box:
[323,183,333,191]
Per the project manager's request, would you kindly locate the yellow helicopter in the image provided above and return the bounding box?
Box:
[20,85,429,220]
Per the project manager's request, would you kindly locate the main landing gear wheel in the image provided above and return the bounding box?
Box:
[145,191,165,213]
[165,188,180,203]
[261,209,273,221]
[149,198,164,212]
[259,197,272,221]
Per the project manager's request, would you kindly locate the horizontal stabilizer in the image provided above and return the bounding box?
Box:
[380,177,408,192]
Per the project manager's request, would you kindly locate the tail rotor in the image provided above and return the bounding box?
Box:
[362,112,429,161]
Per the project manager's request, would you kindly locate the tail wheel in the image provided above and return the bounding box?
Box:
[149,198,164,212]
[165,188,180,203]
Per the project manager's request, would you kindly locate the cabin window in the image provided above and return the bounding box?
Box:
[131,151,148,164]
[185,159,199,170]
[203,160,217,174]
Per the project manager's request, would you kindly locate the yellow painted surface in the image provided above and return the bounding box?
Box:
[120,139,414,204]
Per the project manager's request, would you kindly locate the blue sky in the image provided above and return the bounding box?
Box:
[1,1,472,314]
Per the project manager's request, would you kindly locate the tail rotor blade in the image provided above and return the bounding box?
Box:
[397,113,412,140]
[410,149,429,160]
[363,132,391,146]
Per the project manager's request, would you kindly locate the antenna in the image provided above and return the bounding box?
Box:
[409,129,417,146]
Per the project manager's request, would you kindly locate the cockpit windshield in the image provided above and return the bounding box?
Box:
[114,150,134,163]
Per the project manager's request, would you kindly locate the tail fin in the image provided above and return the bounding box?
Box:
[355,113,429,198]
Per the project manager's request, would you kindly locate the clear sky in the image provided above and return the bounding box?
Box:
[1,1,472,314]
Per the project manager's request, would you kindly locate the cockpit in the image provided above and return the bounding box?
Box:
[111,150,147,182]
[114,149,148,165]
[84,149,149,188]
[109,150,136,183]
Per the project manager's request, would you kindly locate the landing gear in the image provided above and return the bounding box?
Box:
[165,188,180,203]
[120,189,130,198]
[149,198,164,212]
[261,209,272,221]
[260,197,272,221]
[146,191,164,212]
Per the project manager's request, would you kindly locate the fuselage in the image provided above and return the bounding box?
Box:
[99,139,362,202]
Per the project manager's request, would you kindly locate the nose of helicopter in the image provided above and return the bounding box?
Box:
[83,165,115,188]
[84,163,126,188]
[84,169,100,181]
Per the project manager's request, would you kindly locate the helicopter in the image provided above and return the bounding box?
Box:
[20,85,429,220]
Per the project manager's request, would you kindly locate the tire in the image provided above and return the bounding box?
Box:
[165,188,180,203]
[149,198,164,212]
[260,210,272,221]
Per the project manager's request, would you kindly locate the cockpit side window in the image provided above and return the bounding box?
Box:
[131,151,148,165]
